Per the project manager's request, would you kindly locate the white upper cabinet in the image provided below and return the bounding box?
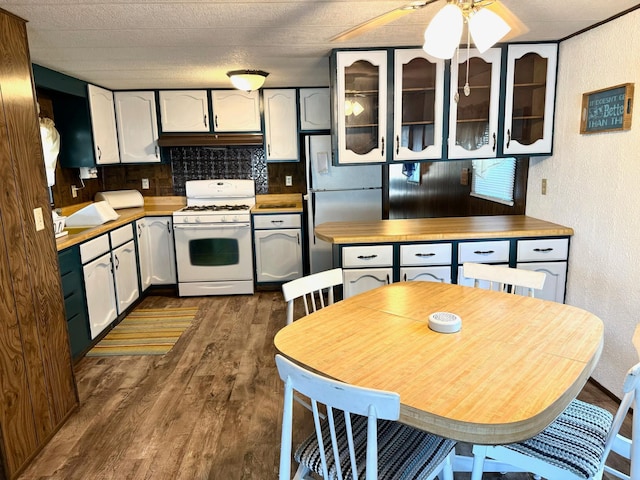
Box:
[263,89,299,162]
[158,90,209,132]
[87,84,120,165]
[503,43,558,156]
[448,48,502,159]
[334,50,388,164]
[114,91,160,163]
[299,88,331,130]
[393,49,445,161]
[211,90,261,132]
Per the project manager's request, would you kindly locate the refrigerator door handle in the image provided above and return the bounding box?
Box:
[311,192,317,245]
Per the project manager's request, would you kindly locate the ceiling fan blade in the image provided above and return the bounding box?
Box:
[331,0,439,42]
[483,1,529,40]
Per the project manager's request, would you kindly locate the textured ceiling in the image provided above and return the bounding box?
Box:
[1,0,638,90]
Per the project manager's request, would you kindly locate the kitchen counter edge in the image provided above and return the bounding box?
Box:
[56,198,186,252]
[314,215,574,244]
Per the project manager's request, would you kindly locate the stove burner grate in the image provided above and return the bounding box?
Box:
[182,204,250,212]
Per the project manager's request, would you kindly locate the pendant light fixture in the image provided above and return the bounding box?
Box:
[226,70,269,92]
[423,1,511,60]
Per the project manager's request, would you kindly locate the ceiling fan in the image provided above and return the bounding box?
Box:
[330,0,528,48]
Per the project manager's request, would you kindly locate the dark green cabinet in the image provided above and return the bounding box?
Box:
[58,246,91,358]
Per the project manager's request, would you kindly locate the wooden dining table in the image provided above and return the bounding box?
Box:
[274,281,604,449]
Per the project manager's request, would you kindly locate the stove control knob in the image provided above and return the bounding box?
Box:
[220,215,227,223]
[231,215,238,222]
[182,216,189,223]
[195,217,201,223]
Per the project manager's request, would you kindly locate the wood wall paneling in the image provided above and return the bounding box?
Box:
[0,8,78,479]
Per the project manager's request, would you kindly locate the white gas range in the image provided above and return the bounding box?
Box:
[173,179,255,296]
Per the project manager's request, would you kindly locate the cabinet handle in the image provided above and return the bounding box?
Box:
[357,254,378,260]
[137,224,142,238]
[506,129,511,149]
[473,250,495,255]
[271,220,283,224]
[396,135,400,155]
[533,248,554,253]
[114,254,120,270]
[381,137,385,156]
[492,132,497,152]
[297,232,300,245]
[97,145,102,161]
[268,144,271,156]
[415,252,436,258]
[204,114,208,128]
[155,145,159,158]
[167,221,171,233]
[214,114,218,128]
[403,273,407,281]
[386,274,390,284]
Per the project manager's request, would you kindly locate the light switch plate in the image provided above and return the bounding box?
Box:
[285,175,292,186]
[33,207,45,231]
[142,178,150,189]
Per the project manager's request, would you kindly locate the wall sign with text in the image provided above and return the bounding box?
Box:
[580,83,634,134]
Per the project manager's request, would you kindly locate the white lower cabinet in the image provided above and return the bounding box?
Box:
[80,234,117,340]
[110,224,140,314]
[516,262,567,303]
[253,214,303,283]
[146,217,176,284]
[342,245,393,298]
[136,219,152,291]
[401,266,451,283]
[343,268,393,298]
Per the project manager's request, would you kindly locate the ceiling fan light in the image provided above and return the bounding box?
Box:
[468,7,511,53]
[422,3,463,59]
[226,70,269,92]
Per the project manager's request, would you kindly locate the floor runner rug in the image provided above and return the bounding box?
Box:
[86,307,198,356]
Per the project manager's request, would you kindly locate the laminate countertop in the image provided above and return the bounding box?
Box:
[314,215,574,244]
[55,197,186,252]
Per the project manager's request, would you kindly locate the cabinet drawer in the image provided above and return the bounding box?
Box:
[343,245,393,268]
[458,240,510,263]
[80,234,110,264]
[400,243,452,266]
[253,214,301,229]
[110,223,134,248]
[517,238,569,262]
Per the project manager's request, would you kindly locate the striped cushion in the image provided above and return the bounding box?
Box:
[294,413,456,480]
[501,399,613,479]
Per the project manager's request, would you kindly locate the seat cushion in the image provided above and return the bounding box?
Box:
[294,413,456,480]
[500,399,613,479]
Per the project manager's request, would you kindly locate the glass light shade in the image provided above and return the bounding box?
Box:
[351,101,364,116]
[422,3,463,59]
[468,7,511,53]
[226,70,269,91]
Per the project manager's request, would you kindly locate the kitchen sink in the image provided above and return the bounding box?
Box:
[256,203,297,209]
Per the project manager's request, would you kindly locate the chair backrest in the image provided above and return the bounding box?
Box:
[462,262,546,297]
[602,361,640,480]
[275,354,400,480]
[281,268,343,325]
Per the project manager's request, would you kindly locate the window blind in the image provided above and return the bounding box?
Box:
[470,157,516,206]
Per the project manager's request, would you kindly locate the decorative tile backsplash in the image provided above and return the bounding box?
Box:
[168,146,268,195]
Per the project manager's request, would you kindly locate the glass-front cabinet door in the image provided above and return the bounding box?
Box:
[335,50,387,164]
[393,49,445,161]
[448,48,501,159]
[503,43,558,155]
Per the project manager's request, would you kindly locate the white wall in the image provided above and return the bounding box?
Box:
[526,9,640,396]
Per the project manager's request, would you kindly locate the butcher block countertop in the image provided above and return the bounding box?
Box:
[56,196,186,252]
[314,215,574,244]
[252,193,303,213]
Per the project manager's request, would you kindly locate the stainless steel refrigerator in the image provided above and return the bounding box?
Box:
[305,135,382,273]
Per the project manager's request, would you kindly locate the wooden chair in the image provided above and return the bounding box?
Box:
[462,262,546,297]
[281,268,343,325]
[275,354,456,480]
[469,360,640,480]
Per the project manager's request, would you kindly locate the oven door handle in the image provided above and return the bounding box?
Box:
[173,223,251,230]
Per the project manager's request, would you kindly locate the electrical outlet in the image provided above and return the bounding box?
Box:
[142,178,150,189]
[71,185,78,198]
[541,178,547,195]
[33,207,45,231]
[285,175,293,187]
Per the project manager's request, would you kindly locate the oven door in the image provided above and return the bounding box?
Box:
[173,222,253,282]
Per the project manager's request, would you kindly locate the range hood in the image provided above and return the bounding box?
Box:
[157,133,263,147]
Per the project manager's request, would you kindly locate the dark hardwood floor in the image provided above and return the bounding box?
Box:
[17,291,631,480]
